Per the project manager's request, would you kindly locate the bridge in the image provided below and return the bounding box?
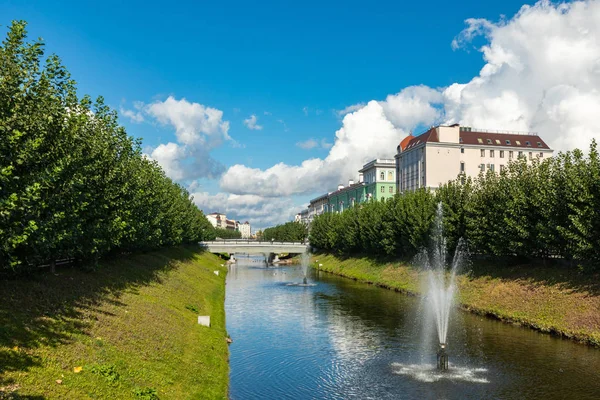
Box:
[199,240,308,258]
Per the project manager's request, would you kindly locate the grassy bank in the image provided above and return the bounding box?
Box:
[313,254,600,347]
[0,247,229,399]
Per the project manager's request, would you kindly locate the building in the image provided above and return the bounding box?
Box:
[308,193,330,222]
[206,212,227,229]
[328,180,364,213]
[295,209,309,224]
[237,221,251,238]
[359,159,397,202]
[395,124,554,192]
[225,219,237,231]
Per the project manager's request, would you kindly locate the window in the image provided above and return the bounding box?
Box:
[461,147,464,153]
[389,186,393,193]
[460,162,465,172]
[381,186,385,193]
[489,164,495,172]
[539,152,544,158]
[500,150,504,158]
[509,151,514,159]
[500,164,505,172]
[480,149,485,157]
[477,138,483,144]
[526,141,531,147]
[495,139,501,144]
[380,171,385,180]
[388,171,393,180]
[490,150,495,158]
[487,138,492,144]
[480,163,485,172]
[506,140,511,145]
[529,152,533,159]
[537,142,542,147]
[518,151,523,158]
[459,137,463,143]
[516,140,521,146]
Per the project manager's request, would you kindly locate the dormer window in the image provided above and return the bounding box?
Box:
[506,140,511,145]
[537,142,542,147]
[526,141,531,146]
[495,139,501,144]
[477,138,483,144]
[459,137,463,143]
[516,140,521,146]
[487,139,492,144]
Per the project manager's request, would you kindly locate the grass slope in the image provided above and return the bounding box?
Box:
[0,247,229,399]
[313,254,600,346]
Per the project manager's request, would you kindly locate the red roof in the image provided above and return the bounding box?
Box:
[402,127,551,150]
[399,134,414,151]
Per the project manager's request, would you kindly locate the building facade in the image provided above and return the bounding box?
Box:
[359,159,397,201]
[206,213,227,229]
[308,193,330,222]
[328,180,365,213]
[238,221,251,238]
[395,124,554,192]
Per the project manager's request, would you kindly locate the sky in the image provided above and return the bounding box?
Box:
[2,0,600,229]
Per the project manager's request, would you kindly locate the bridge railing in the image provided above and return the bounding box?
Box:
[199,240,308,246]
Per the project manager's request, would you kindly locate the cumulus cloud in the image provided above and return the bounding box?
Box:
[220,0,600,199]
[243,114,263,130]
[191,192,300,229]
[138,96,232,180]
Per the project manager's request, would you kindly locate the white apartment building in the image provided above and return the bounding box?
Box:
[395,124,554,192]
[238,221,251,239]
[206,212,227,228]
[308,193,330,222]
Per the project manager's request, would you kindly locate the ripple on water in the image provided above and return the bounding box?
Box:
[391,363,489,384]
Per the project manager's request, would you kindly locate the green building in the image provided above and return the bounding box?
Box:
[327,158,397,213]
[359,158,397,202]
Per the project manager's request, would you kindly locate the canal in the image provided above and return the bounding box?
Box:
[226,255,600,399]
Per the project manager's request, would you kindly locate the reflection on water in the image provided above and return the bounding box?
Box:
[226,255,600,400]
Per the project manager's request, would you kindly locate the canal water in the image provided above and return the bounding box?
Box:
[226,255,600,399]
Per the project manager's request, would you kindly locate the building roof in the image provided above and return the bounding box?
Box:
[359,158,396,173]
[402,126,551,151]
[309,193,329,204]
[328,182,365,197]
[399,134,414,151]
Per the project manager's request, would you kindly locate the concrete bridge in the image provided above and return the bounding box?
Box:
[199,240,308,261]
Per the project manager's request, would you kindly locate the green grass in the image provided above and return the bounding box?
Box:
[0,247,229,399]
[313,253,600,347]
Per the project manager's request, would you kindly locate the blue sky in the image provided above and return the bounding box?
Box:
[3,0,598,228]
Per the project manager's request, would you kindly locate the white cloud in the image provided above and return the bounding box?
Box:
[296,138,334,150]
[296,139,319,149]
[264,111,272,116]
[277,119,289,132]
[191,192,300,229]
[336,103,366,116]
[220,0,600,198]
[120,101,145,123]
[139,96,231,180]
[302,106,309,116]
[243,114,263,130]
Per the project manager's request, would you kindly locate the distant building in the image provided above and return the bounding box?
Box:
[295,209,309,224]
[328,179,364,213]
[238,221,251,239]
[308,193,330,222]
[395,124,554,192]
[206,213,227,229]
[225,219,237,231]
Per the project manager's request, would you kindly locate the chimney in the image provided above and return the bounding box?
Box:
[358,173,364,183]
[348,179,354,186]
[337,184,344,190]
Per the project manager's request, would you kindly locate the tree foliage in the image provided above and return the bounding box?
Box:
[263,221,307,242]
[0,21,214,274]
[311,143,600,268]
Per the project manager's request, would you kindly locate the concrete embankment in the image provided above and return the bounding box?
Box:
[0,247,229,399]
[313,253,600,347]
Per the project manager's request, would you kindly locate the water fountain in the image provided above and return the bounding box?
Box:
[286,250,316,286]
[422,203,467,371]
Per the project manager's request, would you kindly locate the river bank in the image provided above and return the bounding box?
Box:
[313,253,600,347]
[0,247,229,399]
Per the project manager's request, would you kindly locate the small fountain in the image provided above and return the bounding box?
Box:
[287,251,316,286]
[421,203,467,371]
